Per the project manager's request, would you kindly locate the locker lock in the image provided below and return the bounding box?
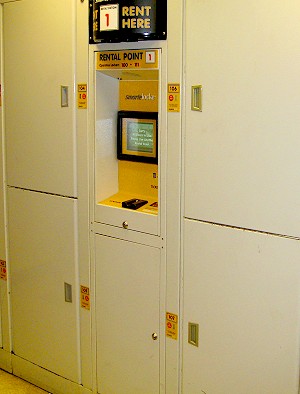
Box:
[152,333,158,340]
[122,221,129,229]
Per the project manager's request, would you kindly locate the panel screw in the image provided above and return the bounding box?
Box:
[122,221,129,229]
[152,333,158,340]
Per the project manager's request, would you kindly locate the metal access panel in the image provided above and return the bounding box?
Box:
[3,0,77,197]
[184,0,300,238]
[183,219,300,393]
[95,234,160,394]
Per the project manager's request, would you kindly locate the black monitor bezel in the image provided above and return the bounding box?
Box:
[117,111,158,164]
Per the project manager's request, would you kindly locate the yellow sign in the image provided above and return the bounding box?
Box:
[0,260,7,281]
[119,80,158,112]
[80,285,90,310]
[166,312,178,340]
[167,83,180,112]
[77,84,87,109]
[96,49,159,70]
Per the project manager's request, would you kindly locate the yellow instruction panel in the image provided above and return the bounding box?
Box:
[96,49,159,70]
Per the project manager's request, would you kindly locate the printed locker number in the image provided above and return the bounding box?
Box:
[0,260,7,281]
[77,84,87,109]
[100,5,119,31]
[168,84,180,93]
[80,285,90,310]
[166,312,178,340]
[168,83,181,112]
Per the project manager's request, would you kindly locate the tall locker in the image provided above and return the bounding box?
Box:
[184,0,300,237]
[4,0,76,196]
[183,220,300,394]
[3,0,81,385]
[0,6,4,350]
[0,142,4,352]
[7,188,79,381]
[0,14,4,352]
[182,1,300,392]
[0,3,9,365]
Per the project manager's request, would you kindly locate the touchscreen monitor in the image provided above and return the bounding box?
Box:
[117,111,158,163]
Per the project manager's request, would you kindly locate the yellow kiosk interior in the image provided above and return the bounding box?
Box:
[94,49,160,234]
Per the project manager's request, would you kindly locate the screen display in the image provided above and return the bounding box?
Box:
[126,120,154,153]
[117,111,158,163]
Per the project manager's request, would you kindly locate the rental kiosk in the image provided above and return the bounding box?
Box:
[90,1,167,393]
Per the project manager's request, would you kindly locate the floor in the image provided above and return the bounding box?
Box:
[0,369,48,393]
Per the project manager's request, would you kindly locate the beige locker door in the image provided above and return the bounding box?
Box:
[184,1,300,237]
[183,219,300,394]
[0,168,5,351]
[7,187,80,382]
[0,121,4,350]
[3,0,76,197]
[0,135,3,350]
[0,18,4,264]
[0,15,6,348]
[95,235,160,394]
